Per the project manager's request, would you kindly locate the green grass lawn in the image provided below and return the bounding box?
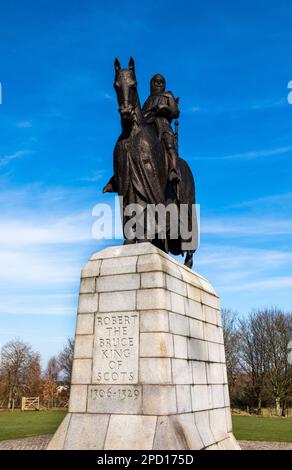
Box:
[233,415,292,442]
[0,411,66,441]
[1,411,292,443]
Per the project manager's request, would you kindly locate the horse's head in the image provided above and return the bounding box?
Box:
[114,57,138,123]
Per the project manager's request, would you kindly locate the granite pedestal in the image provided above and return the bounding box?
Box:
[48,243,240,450]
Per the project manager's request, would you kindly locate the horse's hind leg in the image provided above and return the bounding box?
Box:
[184,251,193,269]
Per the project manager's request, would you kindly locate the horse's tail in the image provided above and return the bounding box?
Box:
[167,157,197,259]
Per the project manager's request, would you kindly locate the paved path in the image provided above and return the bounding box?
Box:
[0,434,52,450]
[0,435,292,450]
[239,440,292,450]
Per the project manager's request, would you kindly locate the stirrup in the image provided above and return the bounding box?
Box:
[169,169,181,183]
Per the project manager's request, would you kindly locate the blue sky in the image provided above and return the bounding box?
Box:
[0,0,291,365]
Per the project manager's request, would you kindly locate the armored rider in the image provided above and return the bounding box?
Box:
[142,74,181,183]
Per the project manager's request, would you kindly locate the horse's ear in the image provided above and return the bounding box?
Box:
[129,57,135,73]
[114,58,121,73]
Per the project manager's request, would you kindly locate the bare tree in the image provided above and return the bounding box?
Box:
[221,308,241,406]
[237,309,292,415]
[25,353,42,397]
[0,339,41,409]
[259,308,292,416]
[58,338,74,384]
[45,356,59,381]
[238,313,267,413]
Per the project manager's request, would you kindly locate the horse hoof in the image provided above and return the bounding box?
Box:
[184,256,193,269]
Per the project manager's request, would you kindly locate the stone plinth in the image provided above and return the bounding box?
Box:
[48,243,240,450]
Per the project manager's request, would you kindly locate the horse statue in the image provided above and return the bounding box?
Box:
[103,57,197,268]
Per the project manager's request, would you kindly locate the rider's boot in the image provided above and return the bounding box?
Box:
[102,176,116,193]
[168,149,181,183]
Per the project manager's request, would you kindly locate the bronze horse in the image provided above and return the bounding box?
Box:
[103,58,196,268]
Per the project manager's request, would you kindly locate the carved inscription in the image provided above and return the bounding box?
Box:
[91,386,141,400]
[93,312,139,384]
[87,385,142,413]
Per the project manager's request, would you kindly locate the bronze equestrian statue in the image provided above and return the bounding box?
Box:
[103,57,197,268]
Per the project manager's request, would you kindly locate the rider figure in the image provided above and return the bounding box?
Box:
[142,74,181,183]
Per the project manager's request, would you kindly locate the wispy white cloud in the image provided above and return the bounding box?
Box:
[250,97,286,110]
[0,150,31,167]
[228,191,292,209]
[202,215,292,236]
[0,293,77,315]
[103,92,114,101]
[192,145,292,161]
[0,248,81,285]
[197,244,292,300]
[0,184,106,316]
[0,184,98,215]
[184,97,286,116]
[16,120,33,128]
[0,212,92,247]
[188,106,201,113]
[199,245,292,270]
[220,277,292,293]
[77,170,105,182]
